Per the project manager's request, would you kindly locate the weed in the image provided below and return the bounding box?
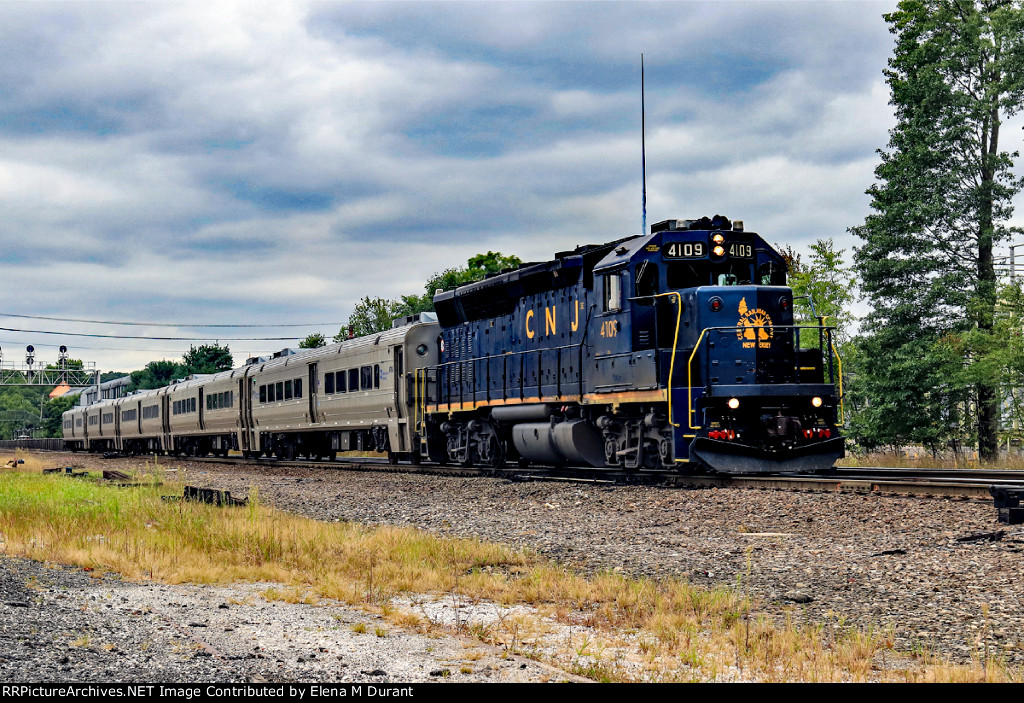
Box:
[569,656,621,683]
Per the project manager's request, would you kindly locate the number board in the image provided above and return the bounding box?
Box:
[727,242,754,259]
[663,241,707,259]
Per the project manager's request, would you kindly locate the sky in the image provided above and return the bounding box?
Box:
[0,0,1021,374]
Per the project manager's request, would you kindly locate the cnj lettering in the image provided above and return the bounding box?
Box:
[527,304,577,340]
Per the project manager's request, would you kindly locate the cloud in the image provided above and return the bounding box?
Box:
[0,0,953,374]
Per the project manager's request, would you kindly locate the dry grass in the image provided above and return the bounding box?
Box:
[0,454,1020,682]
[839,449,1024,471]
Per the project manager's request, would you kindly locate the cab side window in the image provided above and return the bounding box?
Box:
[603,274,621,312]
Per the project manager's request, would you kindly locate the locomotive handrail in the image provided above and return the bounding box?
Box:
[686,324,840,430]
[421,339,588,411]
[638,292,682,427]
[830,338,845,426]
[686,328,709,430]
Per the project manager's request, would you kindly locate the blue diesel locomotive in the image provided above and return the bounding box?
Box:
[415,215,844,474]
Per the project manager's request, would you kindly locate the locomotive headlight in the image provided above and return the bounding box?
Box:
[712,233,725,245]
[713,245,725,257]
[727,397,740,410]
[811,396,823,408]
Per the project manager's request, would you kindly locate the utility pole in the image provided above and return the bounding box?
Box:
[1010,244,1024,281]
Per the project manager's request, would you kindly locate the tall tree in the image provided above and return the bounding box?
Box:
[853,0,1024,458]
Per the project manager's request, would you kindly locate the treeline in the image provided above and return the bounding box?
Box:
[0,344,236,440]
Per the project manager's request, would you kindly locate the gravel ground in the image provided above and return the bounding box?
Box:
[0,555,581,683]
[5,451,1024,679]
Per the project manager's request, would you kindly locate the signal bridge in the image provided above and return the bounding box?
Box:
[0,344,100,389]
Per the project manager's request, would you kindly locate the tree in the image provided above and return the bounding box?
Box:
[337,297,406,340]
[852,0,1024,458]
[397,251,523,316]
[337,251,523,339]
[785,239,856,346]
[129,359,186,391]
[42,394,77,437]
[182,343,234,375]
[45,359,84,370]
[299,332,327,349]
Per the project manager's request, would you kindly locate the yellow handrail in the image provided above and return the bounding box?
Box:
[830,339,844,426]
[687,324,841,430]
[648,292,682,427]
[687,329,708,429]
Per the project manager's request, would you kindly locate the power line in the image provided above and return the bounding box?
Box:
[0,312,341,328]
[0,326,300,342]
[0,339,247,355]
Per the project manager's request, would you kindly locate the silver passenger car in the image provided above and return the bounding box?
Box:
[247,318,439,460]
[63,316,441,462]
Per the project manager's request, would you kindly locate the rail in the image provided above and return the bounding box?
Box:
[686,324,843,430]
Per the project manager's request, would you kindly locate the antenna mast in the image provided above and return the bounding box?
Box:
[641,54,647,235]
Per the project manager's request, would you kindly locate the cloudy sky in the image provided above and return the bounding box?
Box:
[1,0,1021,374]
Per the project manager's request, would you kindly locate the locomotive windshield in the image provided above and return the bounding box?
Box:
[711,262,752,286]
[663,260,754,289]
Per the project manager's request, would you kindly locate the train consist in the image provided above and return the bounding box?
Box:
[63,216,844,474]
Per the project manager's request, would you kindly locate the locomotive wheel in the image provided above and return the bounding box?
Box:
[485,436,506,469]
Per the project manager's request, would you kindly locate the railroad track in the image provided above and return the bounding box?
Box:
[103,452,1024,500]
